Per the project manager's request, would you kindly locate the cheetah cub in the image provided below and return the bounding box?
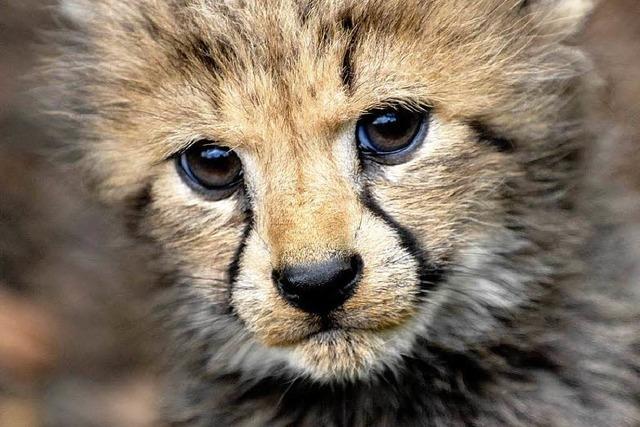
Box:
[45,0,639,425]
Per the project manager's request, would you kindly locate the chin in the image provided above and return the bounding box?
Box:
[274,311,431,383]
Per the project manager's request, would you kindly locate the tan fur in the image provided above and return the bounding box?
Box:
[44,0,595,379]
[42,1,640,425]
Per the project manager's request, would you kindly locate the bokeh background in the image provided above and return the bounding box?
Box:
[0,1,639,426]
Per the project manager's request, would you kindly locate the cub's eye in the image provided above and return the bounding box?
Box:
[356,106,429,164]
[176,141,243,200]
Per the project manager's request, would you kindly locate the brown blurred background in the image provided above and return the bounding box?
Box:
[0,1,639,426]
[1,2,162,426]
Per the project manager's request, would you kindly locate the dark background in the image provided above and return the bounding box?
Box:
[1,1,639,425]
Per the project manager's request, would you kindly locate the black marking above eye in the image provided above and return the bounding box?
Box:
[356,106,430,165]
[176,141,243,200]
[340,15,358,91]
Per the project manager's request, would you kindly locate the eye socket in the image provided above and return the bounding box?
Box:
[356,106,429,164]
[176,141,243,200]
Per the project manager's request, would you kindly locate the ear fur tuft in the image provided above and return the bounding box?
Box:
[58,0,95,25]
[525,0,596,36]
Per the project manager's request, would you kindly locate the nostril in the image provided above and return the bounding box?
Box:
[275,254,363,315]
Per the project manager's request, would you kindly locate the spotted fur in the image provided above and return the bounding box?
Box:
[42,0,640,425]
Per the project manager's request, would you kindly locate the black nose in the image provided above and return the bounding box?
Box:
[274,254,363,315]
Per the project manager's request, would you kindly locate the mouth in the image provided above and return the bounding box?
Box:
[303,319,348,342]
[291,313,409,347]
[278,315,349,346]
[234,287,427,380]
[285,320,413,382]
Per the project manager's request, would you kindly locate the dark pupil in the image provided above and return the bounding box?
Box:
[366,111,420,152]
[187,147,241,188]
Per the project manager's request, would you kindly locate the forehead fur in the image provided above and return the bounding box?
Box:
[49,0,592,201]
[60,0,588,108]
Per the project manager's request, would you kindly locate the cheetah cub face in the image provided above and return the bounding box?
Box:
[54,0,593,381]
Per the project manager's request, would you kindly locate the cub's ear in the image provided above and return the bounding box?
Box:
[523,0,596,37]
[58,0,96,25]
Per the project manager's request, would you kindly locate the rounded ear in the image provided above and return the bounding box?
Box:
[58,0,96,25]
[524,0,596,37]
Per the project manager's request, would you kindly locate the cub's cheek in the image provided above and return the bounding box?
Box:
[341,213,421,329]
[147,168,249,258]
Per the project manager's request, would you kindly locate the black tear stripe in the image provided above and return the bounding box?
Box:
[469,121,515,153]
[360,188,446,298]
[225,208,254,315]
